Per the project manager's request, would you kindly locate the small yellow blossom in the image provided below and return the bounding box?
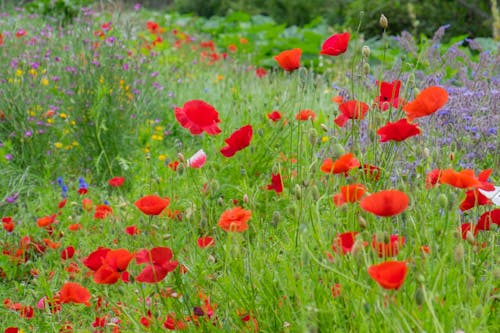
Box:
[154,126,163,132]
[158,154,167,161]
[54,142,63,148]
[321,136,329,143]
[29,69,37,76]
[47,119,54,124]
[15,69,23,77]
[41,77,49,86]
[72,141,79,146]
[59,113,67,119]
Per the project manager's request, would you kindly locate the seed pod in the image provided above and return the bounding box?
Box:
[362,45,370,58]
[437,193,448,209]
[380,14,388,29]
[454,242,465,262]
[271,211,281,226]
[415,287,425,306]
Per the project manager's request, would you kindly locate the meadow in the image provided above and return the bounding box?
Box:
[0,3,499,332]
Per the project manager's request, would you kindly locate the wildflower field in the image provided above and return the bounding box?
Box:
[0,3,499,333]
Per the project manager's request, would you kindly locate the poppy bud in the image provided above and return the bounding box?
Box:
[416,273,425,283]
[474,305,483,318]
[362,63,370,75]
[176,162,184,175]
[243,194,249,203]
[331,143,345,158]
[217,197,224,206]
[177,152,185,162]
[437,193,448,209]
[358,215,367,229]
[287,203,297,217]
[467,275,475,291]
[414,287,425,306]
[294,184,302,199]
[449,152,455,161]
[380,14,388,29]
[311,185,320,201]
[361,45,370,58]
[493,267,500,279]
[271,211,281,226]
[308,128,318,146]
[210,179,220,195]
[465,230,475,244]
[454,243,465,262]
[320,123,329,132]
[351,239,365,258]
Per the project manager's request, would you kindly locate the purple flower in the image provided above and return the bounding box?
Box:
[4,154,13,161]
[134,3,141,10]
[6,192,18,204]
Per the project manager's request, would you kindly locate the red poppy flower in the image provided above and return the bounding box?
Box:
[255,67,267,78]
[368,261,407,290]
[361,164,381,181]
[146,21,163,34]
[320,153,360,175]
[333,184,366,206]
[295,109,316,121]
[108,177,125,187]
[168,160,179,171]
[371,235,405,257]
[459,190,492,211]
[85,248,133,284]
[439,169,482,189]
[320,32,350,56]
[174,100,221,136]
[334,100,370,127]
[82,198,93,211]
[135,247,178,283]
[218,207,251,232]
[332,231,359,255]
[374,80,404,110]
[125,225,140,235]
[37,214,56,228]
[15,29,26,38]
[274,48,302,72]
[59,282,91,306]
[94,205,113,220]
[332,95,344,104]
[267,173,283,194]
[460,223,478,240]
[426,169,442,188]
[376,118,421,142]
[476,209,500,231]
[61,246,75,260]
[220,125,253,157]
[2,217,15,232]
[360,190,409,217]
[58,198,67,209]
[403,86,448,121]
[135,195,169,215]
[197,237,215,248]
[267,110,282,122]
[5,328,19,333]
